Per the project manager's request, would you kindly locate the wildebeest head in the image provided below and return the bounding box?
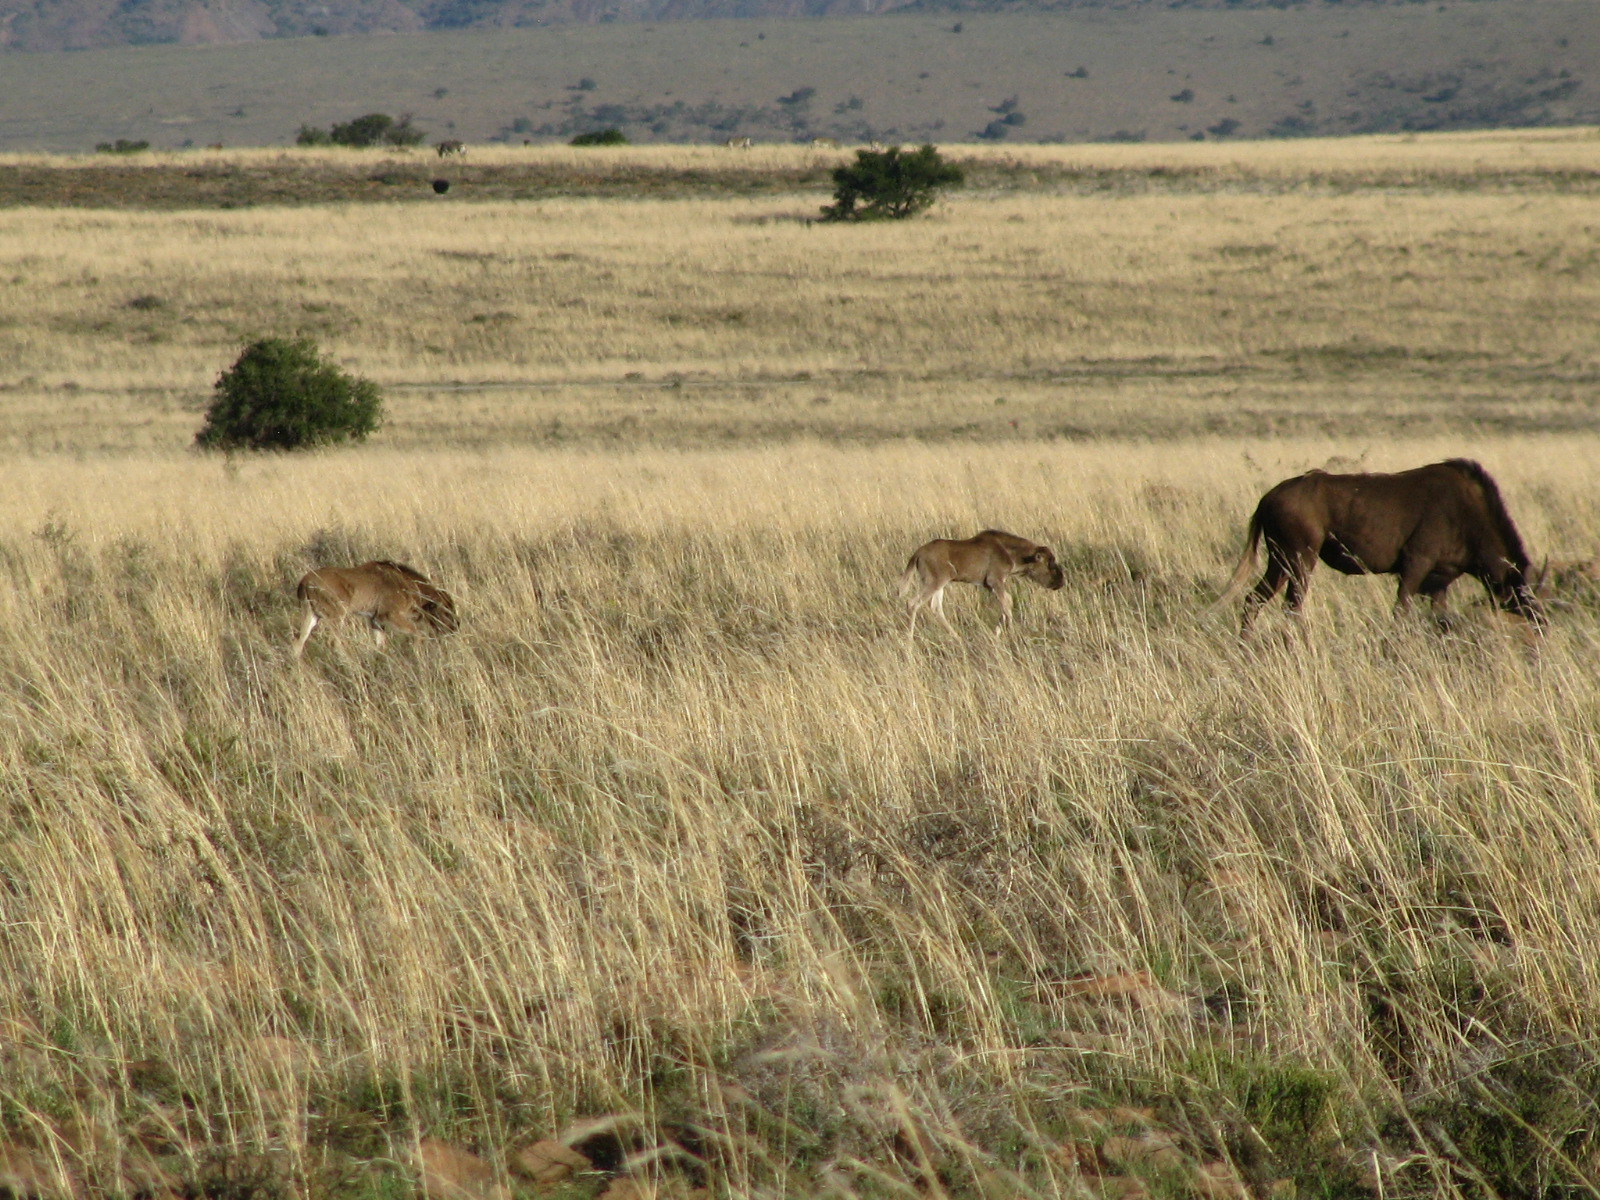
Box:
[415,585,461,634]
[1489,559,1546,628]
[1019,546,1067,591]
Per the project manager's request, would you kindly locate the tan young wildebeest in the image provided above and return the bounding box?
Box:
[291,560,459,657]
[1215,459,1544,634]
[900,530,1066,632]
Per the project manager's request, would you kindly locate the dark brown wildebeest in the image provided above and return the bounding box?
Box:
[900,529,1066,631]
[292,560,459,657]
[1217,459,1544,633]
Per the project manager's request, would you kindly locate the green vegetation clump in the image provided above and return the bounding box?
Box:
[569,128,629,146]
[819,143,963,221]
[195,337,382,451]
[94,139,149,154]
[296,113,424,148]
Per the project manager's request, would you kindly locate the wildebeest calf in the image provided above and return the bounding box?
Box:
[1216,459,1544,633]
[900,529,1066,631]
[292,560,459,657]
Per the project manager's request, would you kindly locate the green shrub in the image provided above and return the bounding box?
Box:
[95,139,150,154]
[819,144,963,222]
[297,113,425,148]
[570,128,629,146]
[195,337,382,452]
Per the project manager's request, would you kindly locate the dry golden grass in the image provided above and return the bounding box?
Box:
[1,132,1598,451]
[5,132,1600,1197]
[6,125,1600,173]
[3,436,1600,1197]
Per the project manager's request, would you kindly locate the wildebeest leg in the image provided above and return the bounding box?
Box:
[928,585,957,633]
[985,579,1013,630]
[1279,554,1318,643]
[291,607,319,658]
[1425,586,1454,631]
[1393,559,1433,620]
[1241,556,1290,634]
[907,584,932,632]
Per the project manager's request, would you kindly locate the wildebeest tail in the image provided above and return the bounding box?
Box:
[296,570,330,606]
[1211,511,1264,611]
[898,553,921,598]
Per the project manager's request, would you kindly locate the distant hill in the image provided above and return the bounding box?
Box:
[0,0,1586,52]
[0,1,1594,152]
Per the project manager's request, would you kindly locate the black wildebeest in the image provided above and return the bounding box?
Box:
[1217,459,1544,633]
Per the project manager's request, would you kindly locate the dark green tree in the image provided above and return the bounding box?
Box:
[296,113,425,148]
[569,128,629,146]
[819,144,963,222]
[196,337,382,452]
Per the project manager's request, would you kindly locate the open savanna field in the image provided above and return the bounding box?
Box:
[3,131,1600,1200]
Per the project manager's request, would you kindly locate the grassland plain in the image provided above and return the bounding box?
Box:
[4,132,1600,1199]
[2,133,1599,453]
[4,437,1600,1200]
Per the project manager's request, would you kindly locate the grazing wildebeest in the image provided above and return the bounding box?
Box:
[436,139,466,158]
[292,560,459,657]
[1217,459,1544,634]
[900,530,1066,632]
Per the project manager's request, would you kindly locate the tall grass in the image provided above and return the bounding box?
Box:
[3,438,1600,1196]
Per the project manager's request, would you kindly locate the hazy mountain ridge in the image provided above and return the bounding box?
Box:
[0,0,1510,51]
[1,2,1593,152]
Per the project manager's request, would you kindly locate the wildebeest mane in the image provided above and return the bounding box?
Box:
[1441,458,1532,569]
[371,559,432,583]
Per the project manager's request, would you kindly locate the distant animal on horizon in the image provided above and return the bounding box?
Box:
[724,136,753,148]
[436,140,466,157]
[1215,459,1544,634]
[809,136,840,148]
[292,560,459,657]
[900,530,1066,632]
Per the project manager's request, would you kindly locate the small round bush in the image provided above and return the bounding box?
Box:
[196,337,382,452]
[820,143,964,222]
[570,128,628,146]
